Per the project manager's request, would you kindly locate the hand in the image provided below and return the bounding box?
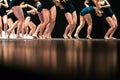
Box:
[96,10,104,17]
[25,4,28,8]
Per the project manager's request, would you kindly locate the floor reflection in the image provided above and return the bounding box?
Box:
[0,39,118,79]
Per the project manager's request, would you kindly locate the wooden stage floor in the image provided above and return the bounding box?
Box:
[0,39,119,80]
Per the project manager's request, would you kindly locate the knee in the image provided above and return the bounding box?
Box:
[18,20,24,24]
[88,23,92,27]
[67,23,73,29]
[50,17,56,23]
[73,22,77,27]
[112,24,116,29]
[115,23,118,28]
[43,19,49,25]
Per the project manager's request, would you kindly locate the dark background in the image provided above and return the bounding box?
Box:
[52,0,120,39]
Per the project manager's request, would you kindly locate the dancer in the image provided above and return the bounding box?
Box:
[6,0,37,39]
[0,0,8,38]
[54,0,77,39]
[20,1,37,38]
[74,6,103,39]
[95,0,118,39]
[32,0,56,39]
[6,0,25,38]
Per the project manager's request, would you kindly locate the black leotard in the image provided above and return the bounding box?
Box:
[101,0,114,18]
[39,0,55,10]
[0,0,7,16]
[60,0,75,13]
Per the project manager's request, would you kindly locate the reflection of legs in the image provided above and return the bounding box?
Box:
[74,16,85,39]
[0,16,2,37]
[109,15,118,39]
[28,21,36,36]
[68,11,77,39]
[63,13,73,39]
[84,14,92,39]
[3,15,8,36]
[44,6,56,39]
[104,17,115,39]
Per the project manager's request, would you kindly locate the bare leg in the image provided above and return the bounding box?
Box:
[33,9,49,39]
[28,21,36,36]
[3,15,8,37]
[74,16,85,39]
[7,18,15,35]
[84,14,92,39]
[63,12,73,39]
[22,17,30,38]
[68,11,77,39]
[43,6,56,39]
[109,15,118,39]
[7,6,24,39]
[104,17,116,39]
[0,16,2,38]
[7,20,19,38]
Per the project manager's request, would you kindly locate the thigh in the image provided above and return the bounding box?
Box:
[84,14,92,25]
[41,9,50,23]
[112,14,118,26]
[0,16,2,27]
[106,17,115,28]
[49,6,56,22]
[7,18,13,27]
[3,15,7,24]
[65,12,73,24]
[12,6,24,21]
[72,11,77,24]
[24,16,30,26]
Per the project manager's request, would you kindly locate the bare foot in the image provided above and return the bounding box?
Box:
[86,36,92,39]
[6,30,11,39]
[74,34,79,39]
[32,33,39,39]
[109,37,117,39]
[39,35,43,39]
[104,36,109,39]
[16,35,22,39]
[43,34,52,39]
[63,35,68,39]
[68,34,72,39]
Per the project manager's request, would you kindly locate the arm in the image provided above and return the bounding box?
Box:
[100,0,111,8]
[92,0,101,13]
[20,3,37,13]
[0,0,8,8]
[20,4,28,8]
[27,4,37,11]
[6,9,13,15]
[27,9,38,15]
[84,0,89,7]
[54,0,64,9]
